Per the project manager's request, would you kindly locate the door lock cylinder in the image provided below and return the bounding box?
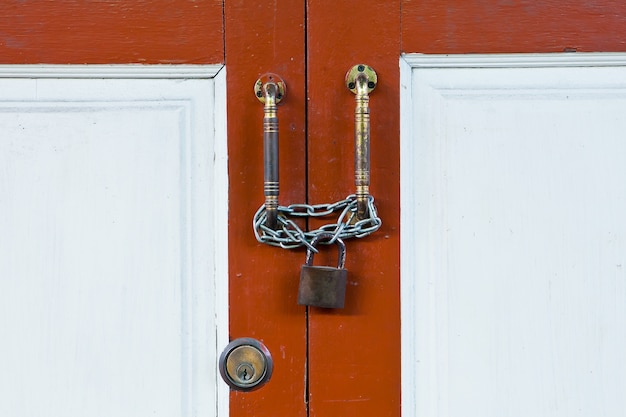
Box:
[219,337,273,391]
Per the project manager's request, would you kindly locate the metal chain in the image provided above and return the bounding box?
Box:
[253,194,382,251]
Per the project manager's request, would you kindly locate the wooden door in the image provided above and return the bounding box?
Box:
[228,2,626,417]
[0,3,228,417]
[398,3,626,417]
[225,3,400,417]
[402,54,626,416]
[0,72,228,416]
[2,2,626,417]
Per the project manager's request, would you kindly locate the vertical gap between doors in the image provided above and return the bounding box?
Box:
[303,0,311,416]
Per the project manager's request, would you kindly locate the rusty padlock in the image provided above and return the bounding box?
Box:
[297,233,348,308]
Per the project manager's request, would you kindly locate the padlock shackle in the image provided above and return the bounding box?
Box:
[305,233,346,269]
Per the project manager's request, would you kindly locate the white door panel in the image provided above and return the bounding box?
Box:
[401,54,626,417]
[0,67,228,417]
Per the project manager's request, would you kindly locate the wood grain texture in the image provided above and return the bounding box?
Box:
[306,1,401,417]
[402,0,626,53]
[0,0,223,64]
[224,1,307,417]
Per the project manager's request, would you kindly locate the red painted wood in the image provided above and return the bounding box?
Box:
[402,0,626,53]
[0,0,223,64]
[224,2,307,417]
[9,1,625,416]
[306,1,401,417]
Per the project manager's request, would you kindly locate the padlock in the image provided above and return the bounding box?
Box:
[298,233,348,308]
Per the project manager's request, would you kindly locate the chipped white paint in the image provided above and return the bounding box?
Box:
[0,66,228,417]
[401,54,626,417]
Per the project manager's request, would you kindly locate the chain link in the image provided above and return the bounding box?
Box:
[253,194,382,251]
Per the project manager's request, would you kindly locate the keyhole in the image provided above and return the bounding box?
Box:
[236,363,255,382]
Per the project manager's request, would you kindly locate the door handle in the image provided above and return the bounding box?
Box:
[254,74,286,230]
[346,64,377,220]
[252,66,381,251]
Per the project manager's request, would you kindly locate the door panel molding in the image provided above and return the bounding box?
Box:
[0,67,228,417]
[403,52,626,68]
[0,64,223,78]
[401,53,626,417]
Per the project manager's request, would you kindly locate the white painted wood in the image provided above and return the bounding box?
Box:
[402,52,626,68]
[213,67,230,417]
[0,67,228,417]
[0,64,222,78]
[401,54,626,417]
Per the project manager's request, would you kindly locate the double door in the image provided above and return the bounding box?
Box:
[2,1,626,417]
[226,3,399,417]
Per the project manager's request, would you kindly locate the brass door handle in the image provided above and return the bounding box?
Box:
[254,74,286,230]
[346,64,377,219]
[252,67,381,250]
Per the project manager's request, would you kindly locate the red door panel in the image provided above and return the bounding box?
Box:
[224,2,307,417]
[402,1,626,54]
[306,1,401,417]
[0,0,223,64]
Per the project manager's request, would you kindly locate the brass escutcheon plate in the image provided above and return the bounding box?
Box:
[254,73,286,104]
[345,64,377,94]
